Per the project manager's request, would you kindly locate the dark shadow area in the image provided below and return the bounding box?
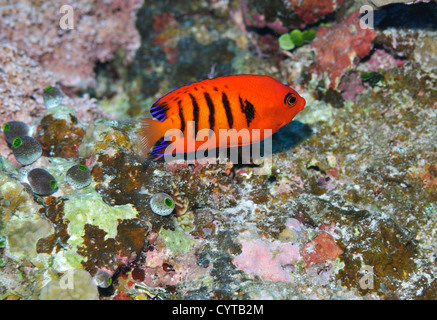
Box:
[373,2,437,29]
[271,120,313,153]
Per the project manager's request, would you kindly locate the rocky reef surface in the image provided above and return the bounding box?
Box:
[0,0,436,300]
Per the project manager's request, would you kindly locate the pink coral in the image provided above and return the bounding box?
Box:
[363,49,406,71]
[338,71,365,101]
[0,0,143,88]
[232,239,301,282]
[310,10,377,89]
[287,0,346,24]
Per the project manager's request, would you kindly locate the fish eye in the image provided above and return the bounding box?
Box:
[284,93,297,107]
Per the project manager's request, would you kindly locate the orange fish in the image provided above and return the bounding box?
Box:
[139,74,306,157]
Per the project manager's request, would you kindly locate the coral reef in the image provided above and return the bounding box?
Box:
[0,0,436,301]
[0,0,143,88]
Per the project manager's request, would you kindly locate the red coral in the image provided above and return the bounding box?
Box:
[310,10,376,89]
[112,293,135,300]
[302,228,343,266]
[131,267,146,282]
[288,0,345,24]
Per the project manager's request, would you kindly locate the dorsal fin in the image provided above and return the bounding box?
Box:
[150,81,200,122]
[150,101,170,122]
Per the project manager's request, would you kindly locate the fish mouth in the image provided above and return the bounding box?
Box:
[299,97,306,111]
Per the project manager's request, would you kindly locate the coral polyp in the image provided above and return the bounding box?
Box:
[2,121,31,144]
[66,164,92,189]
[11,136,42,165]
[43,85,63,108]
[94,270,113,289]
[150,193,175,216]
[27,168,58,196]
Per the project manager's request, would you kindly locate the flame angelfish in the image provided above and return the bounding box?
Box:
[139,74,306,157]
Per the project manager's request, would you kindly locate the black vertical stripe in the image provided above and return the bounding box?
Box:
[222,92,233,129]
[203,92,215,133]
[239,96,256,127]
[178,100,185,133]
[189,93,199,137]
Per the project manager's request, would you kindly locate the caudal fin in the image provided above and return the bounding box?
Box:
[138,118,166,159]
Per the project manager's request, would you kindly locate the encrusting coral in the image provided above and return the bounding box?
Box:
[39,269,99,300]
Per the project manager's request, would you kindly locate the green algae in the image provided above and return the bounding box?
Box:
[63,190,138,249]
[159,226,199,255]
[278,33,295,51]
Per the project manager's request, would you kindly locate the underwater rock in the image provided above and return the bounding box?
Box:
[77,119,133,158]
[27,168,58,196]
[338,216,418,299]
[2,121,31,145]
[413,35,437,75]
[35,107,85,158]
[361,49,404,72]
[338,71,365,101]
[0,43,52,132]
[152,11,180,64]
[158,227,199,255]
[11,136,42,166]
[310,10,376,89]
[243,0,292,33]
[0,0,143,88]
